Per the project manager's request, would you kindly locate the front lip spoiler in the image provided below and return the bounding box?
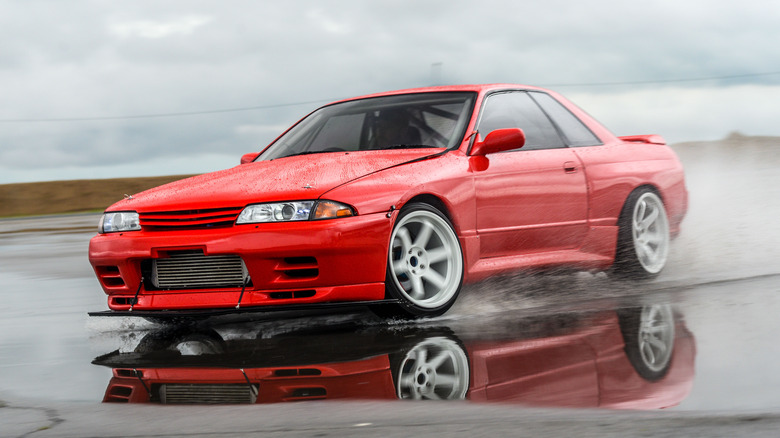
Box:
[88,299,400,319]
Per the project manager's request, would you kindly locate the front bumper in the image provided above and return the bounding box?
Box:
[88,213,392,311]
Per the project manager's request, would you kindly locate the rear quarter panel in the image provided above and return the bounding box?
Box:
[573,141,688,235]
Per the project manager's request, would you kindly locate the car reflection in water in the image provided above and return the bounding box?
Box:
[94,304,694,409]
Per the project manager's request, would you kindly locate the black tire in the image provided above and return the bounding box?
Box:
[135,328,225,355]
[618,305,675,381]
[374,203,464,319]
[612,188,670,279]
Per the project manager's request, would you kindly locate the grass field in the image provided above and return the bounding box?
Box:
[0,175,194,218]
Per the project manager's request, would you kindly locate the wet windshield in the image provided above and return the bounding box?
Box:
[259,92,475,160]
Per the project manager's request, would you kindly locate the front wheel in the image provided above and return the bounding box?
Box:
[378,203,464,319]
[613,189,670,278]
[393,336,470,400]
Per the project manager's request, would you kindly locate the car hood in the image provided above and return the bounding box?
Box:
[107,149,442,212]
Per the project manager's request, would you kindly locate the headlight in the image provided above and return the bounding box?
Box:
[99,211,141,233]
[236,200,354,224]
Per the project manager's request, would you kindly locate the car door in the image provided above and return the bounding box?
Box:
[473,91,588,259]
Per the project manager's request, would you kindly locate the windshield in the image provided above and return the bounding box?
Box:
[259,92,476,160]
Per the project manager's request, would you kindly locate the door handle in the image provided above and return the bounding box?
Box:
[563,161,577,173]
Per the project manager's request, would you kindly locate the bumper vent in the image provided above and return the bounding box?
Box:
[139,207,243,230]
[159,384,258,404]
[151,250,248,290]
[277,257,319,279]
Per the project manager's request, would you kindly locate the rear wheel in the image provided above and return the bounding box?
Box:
[613,189,670,278]
[377,203,464,319]
[618,305,675,381]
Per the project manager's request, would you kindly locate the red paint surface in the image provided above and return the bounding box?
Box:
[89,84,688,311]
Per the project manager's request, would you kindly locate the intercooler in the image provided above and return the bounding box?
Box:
[150,250,248,290]
[158,384,258,404]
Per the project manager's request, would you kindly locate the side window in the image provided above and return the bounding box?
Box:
[530,92,601,147]
[477,91,564,151]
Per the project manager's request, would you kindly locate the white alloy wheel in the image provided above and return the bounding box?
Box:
[396,337,469,400]
[618,304,676,381]
[631,192,670,274]
[636,305,675,373]
[387,204,463,315]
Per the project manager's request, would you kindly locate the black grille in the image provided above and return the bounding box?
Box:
[139,207,243,230]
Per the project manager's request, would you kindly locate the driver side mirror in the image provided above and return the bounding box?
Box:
[470,128,525,156]
[240,152,260,165]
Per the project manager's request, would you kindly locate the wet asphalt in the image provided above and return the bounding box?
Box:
[2,142,780,436]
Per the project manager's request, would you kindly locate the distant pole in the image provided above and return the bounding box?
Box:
[431,62,443,85]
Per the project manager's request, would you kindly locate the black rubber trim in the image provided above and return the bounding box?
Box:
[88,299,400,318]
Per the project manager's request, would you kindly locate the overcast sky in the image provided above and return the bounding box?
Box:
[1,0,779,184]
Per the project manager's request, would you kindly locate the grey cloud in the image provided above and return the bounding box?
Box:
[1,0,779,182]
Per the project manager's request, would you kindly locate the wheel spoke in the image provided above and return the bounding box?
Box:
[423,269,447,289]
[416,348,429,366]
[636,242,651,260]
[434,373,460,387]
[642,207,660,229]
[647,336,668,353]
[414,219,434,248]
[409,276,425,300]
[645,242,659,258]
[642,342,657,364]
[393,259,408,275]
[645,305,659,322]
[646,324,668,335]
[426,247,449,264]
[399,373,416,389]
[396,227,413,253]
[424,391,442,401]
[636,201,647,224]
[428,351,451,370]
[644,231,663,246]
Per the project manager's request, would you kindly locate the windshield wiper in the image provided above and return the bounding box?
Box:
[383,144,439,150]
[279,150,341,159]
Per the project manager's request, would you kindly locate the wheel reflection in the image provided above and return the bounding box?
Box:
[395,337,469,400]
[93,304,695,409]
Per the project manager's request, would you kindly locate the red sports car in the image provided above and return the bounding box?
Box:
[88,84,687,318]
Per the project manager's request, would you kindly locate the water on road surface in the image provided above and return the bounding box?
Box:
[1,140,779,413]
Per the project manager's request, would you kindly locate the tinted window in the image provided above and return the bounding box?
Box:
[530,92,601,147]
[309,113,365,151]
[260,92,475,160]
[477,92,564,150]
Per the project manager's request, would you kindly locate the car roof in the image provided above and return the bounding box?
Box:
[332,84,549,104]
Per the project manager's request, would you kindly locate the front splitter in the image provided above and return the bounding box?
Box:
[88,299,399,319]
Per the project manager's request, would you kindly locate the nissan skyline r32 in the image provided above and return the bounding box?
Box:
[88,84,688,318]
